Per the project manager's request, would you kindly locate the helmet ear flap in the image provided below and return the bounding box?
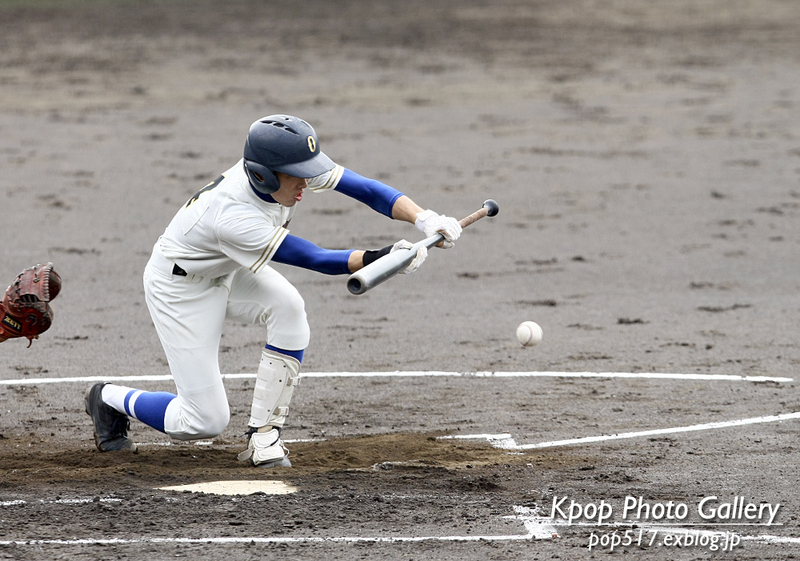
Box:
[244,159,280,194]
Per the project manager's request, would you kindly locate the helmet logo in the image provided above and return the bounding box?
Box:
[307,135,317,153]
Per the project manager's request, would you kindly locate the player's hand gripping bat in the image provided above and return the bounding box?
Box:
[347,199,499,295]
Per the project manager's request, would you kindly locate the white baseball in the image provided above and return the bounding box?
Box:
[516,321,543,347]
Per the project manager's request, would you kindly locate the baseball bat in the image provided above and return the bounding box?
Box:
[347,199,499,295]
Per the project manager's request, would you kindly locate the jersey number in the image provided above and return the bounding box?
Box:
[186,175,224,207]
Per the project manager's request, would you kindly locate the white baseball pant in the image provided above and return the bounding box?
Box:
[143,245,310,440]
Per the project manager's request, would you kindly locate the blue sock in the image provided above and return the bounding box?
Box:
[124,390,177,433]
[265,344,304,363]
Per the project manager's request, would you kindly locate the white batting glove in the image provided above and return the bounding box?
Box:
[391,239,428,274]
[414,209,462,249]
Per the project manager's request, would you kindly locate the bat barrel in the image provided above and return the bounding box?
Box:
[346,242,426,295]
[346,200,499,295]
[347,275,367,295]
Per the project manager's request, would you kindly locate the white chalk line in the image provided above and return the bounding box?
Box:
[2,506,796,548]
[443,411,800,450]
[0,371,791,386]
[1,498,122,507]
[0,505,546,546]
[749,535,800,545]
[0,535,527,546]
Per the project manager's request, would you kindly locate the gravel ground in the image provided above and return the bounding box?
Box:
[1,1,799,559]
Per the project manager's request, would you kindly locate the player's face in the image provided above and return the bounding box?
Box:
[272,172,309,207]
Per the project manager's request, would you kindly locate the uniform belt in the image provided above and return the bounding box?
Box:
[172,264,188,277]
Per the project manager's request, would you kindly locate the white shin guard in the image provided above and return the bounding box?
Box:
[248,349,301,430]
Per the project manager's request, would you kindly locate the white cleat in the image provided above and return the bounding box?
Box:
[238,427,291,468]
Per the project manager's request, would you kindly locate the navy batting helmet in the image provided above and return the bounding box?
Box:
[243,115,334,194]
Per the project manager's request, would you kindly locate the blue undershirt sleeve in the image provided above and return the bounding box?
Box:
[334,168,404,218]
[272,234,354,275]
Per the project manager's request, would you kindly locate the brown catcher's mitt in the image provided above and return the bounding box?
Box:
[0,263,62,347]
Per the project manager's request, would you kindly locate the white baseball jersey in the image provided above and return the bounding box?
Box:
[158,159,345,278]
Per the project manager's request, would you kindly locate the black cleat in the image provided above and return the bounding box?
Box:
[84,383,137,452]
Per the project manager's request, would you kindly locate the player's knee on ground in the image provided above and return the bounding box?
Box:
[165,398,231,441]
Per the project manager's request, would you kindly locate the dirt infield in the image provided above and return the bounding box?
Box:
[1,1,800,559]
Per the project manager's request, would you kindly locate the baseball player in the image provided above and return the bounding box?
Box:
[85,114,462,467]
